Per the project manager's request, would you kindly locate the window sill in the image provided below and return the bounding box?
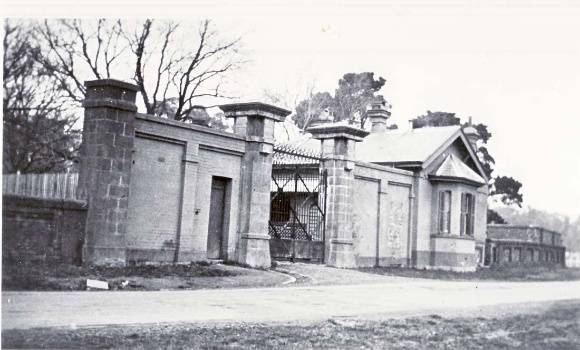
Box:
[430,234,475,241]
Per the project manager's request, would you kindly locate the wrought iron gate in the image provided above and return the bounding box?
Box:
[269,144,327,262]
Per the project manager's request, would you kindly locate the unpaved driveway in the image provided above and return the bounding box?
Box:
[274,262,413,285]
[3,278,580,330]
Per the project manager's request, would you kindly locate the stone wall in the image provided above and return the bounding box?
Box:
[352,162,414,267]
[2,195,87,264]
[79,79,290,267]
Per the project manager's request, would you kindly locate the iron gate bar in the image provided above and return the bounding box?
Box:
[269,143,327,261]
[296,172,324,215]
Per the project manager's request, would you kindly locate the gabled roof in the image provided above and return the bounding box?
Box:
[355,125,489,183]
[429,154,486,186]
[356,125,461,164]
[276,124,489,184]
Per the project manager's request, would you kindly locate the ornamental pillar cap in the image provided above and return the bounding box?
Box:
[83,79,138,112]
[220,102,291,122]
[309,108,334,128]
[307,121,369,142]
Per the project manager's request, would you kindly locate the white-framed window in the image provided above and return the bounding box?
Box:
[438,190,452,234]
[460,193,475,236]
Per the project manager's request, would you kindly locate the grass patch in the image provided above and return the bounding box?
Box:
[358,265,580,281]
[2,261,239,291]
[3,300,579,349]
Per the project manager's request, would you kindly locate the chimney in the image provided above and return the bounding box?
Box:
[367,102,391,133]
[463,117,479,150]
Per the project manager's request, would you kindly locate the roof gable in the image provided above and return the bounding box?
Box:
[429,153,486,186]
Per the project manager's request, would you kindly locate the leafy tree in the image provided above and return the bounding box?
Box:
[334,72,386,127]
[3,20,80,173]
[293,72,390,129]
[491,176,523,207]
[411,111,460,128]
[487,209,507,224]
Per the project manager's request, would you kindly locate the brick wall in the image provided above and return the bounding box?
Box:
[125,114,246,263]
[2,195,87,264]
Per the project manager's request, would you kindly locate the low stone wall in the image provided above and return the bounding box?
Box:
[2,195,87,264]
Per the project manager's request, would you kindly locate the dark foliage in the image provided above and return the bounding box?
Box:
[3,20,80,174]
[293,72,391,129]
[487,209,507,224]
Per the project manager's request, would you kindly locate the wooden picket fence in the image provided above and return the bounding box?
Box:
[2,172,80,200]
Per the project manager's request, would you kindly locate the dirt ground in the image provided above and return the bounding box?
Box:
[1,261,290,291]
[4,261,580,292]
[273,262,580,286]
[3,299,579,349]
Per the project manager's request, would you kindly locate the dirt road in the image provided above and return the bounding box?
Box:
[3,279,580,330]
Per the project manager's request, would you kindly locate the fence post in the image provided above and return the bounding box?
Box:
[308,121,369,268]
[79,79,138,266]
[220,102,291,268]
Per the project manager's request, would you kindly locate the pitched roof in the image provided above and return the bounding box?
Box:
[356,125,461,164]
[276,124,488,183]
[430,153,486,186]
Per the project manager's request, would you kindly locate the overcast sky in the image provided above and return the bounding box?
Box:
[4,0,580,218]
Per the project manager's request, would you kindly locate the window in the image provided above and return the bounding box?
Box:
[527,248,534,262]
[513,247,522,262]
[460,193,475,236]
[503,248,512,262]
[438,191,452,234]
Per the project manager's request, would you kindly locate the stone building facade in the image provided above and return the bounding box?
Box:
[485,224,566,266]
[274,103,490,271]
[78,79,290,268]
[4,78,489,272]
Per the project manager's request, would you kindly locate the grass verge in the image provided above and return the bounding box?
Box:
[1,261,239,291]
[3,300,579,349]
[358,265,580,281]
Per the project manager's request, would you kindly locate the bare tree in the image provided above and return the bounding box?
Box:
[262,79,320,140]
[33,19,243,124]
[126,19,243,121]
[3,21,81,173]
[34,19,127,103]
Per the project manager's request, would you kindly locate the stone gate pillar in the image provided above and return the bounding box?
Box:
[308,122,369,268]
[79,79,138,265]
[220,102,291,268]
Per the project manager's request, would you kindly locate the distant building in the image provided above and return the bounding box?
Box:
[485,225,566,266]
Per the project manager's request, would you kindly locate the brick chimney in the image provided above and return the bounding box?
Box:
[367,102,391,133]
[463,117,480,151]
